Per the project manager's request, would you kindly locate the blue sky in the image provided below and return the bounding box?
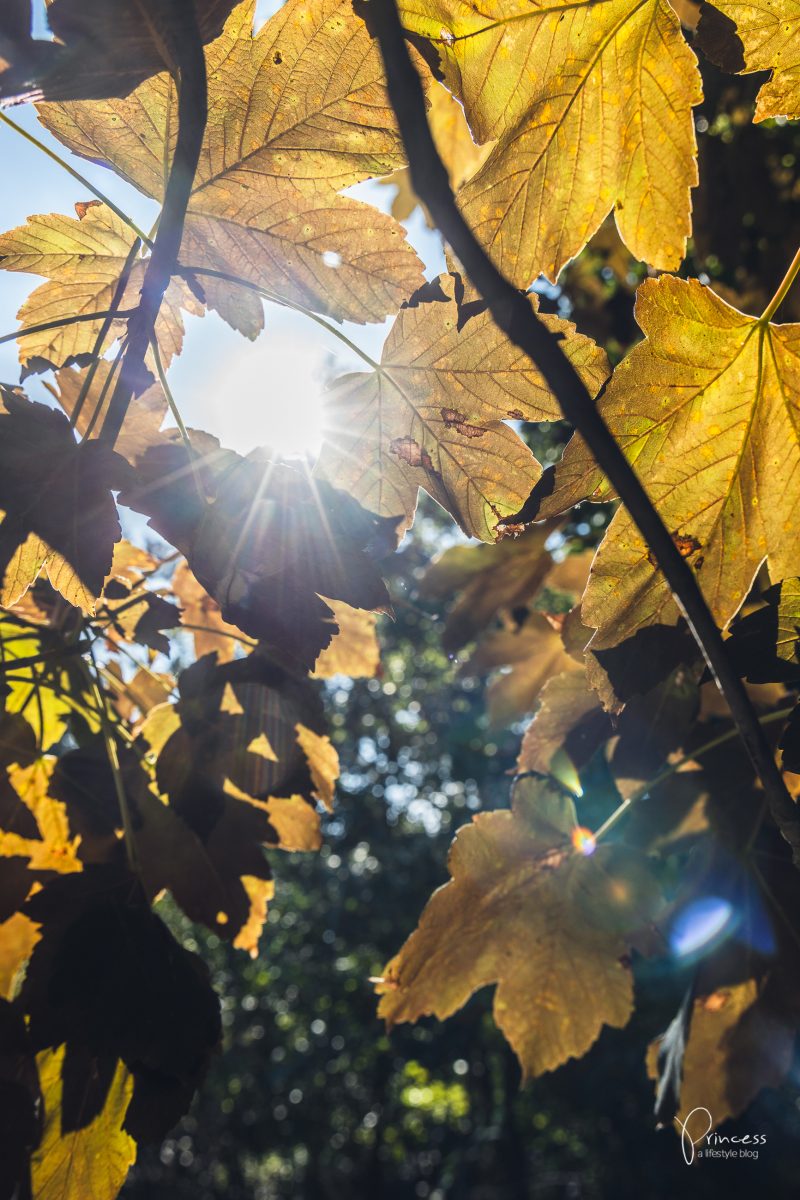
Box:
[0,3,445,458]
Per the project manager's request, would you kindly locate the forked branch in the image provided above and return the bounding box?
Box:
[369,0,800,862]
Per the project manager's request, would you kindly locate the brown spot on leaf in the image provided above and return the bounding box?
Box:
[507,409,524,420]
[673,533,701,558]
[75,200,102,220]
[390,435,434,472]
[647,532,702,568]
[440,408,486,438]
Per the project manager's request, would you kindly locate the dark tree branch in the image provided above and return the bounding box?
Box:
[99,0,207,449]
[369,0,800,862]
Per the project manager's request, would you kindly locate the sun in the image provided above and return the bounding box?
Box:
[203,322,329,459]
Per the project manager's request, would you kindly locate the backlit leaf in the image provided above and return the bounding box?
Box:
[647,979,795,1130]
[316,274,608,540]
[377,777,659,1078]
[32,1046,135,1200]
[0,0,239,104]
[312,600,380,679]
[172,560,247,664]
[465,614,577,727]
[48,361,168,466]
[400,0,702,281]
[538,276,800,648]
[0,390,122,613]
[420,519,564,651]
[0,204,201,371]
[699,0,800,120]
[121,439,396,671]
[380,78,492,223]
[38,0,425,330]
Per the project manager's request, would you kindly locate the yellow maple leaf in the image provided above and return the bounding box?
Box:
[37,0,425,333]
[315,273,608,541]
[399,0,702,282]
[32,1048,136,1200]
[381,78,492,222]
[0,203,201,370]
[312,599,381,680]
[540,275,800,648]
[377,777,659,1079]
[0,758,82,874]
[699,0,800,120]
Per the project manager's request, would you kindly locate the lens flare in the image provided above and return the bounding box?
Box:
[572,826,597,857]
[669,896,735,959]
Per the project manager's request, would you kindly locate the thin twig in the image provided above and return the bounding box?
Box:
[0,308,137,350]
[99,2,208,449]
[370,0,800,864]
[592,706,796,844]
[0,643,89,674]
[0,111,152,245]
[68,237,142,429]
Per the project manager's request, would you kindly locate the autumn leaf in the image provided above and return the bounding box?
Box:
[97,545,179,656]
[466,614,578,727]
[172,559,247,664]
[46,360,168,466]
[0,203,202,373]
[0,389,123,614]
[316,274,608,541]
[698,0,800,120]
[727,578,800,682]
[377,777,659,1078]
[517,669,610,775]
[0,912,40,998]
[312,599,381,680]
[420,519,565,651]
[134,652,338,948]
[537,276,800,648]
[37,0,425,333]
[648,979,795,1130]
[380,78,492,223]
[30,1046,135,1200]
[0,757,83,876]
[0,618,86,752]
[23,868,222,1144]
[399,0,701,281]
[121,437,397,671]
[0,0,239,104]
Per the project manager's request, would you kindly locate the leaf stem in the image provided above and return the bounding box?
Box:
[370,0,800,865]
[0,308,136,350]
[0,643,89,674]
[0,111,152,245]
[178,264,383,371]
[150,335,193,452]
[760,245,800,323]
[179,621,256,647]
[593,705,796,844]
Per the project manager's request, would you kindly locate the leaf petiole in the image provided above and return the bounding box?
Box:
[592,704,796,844]
[0,111,152,245]
[760,245,800,323]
